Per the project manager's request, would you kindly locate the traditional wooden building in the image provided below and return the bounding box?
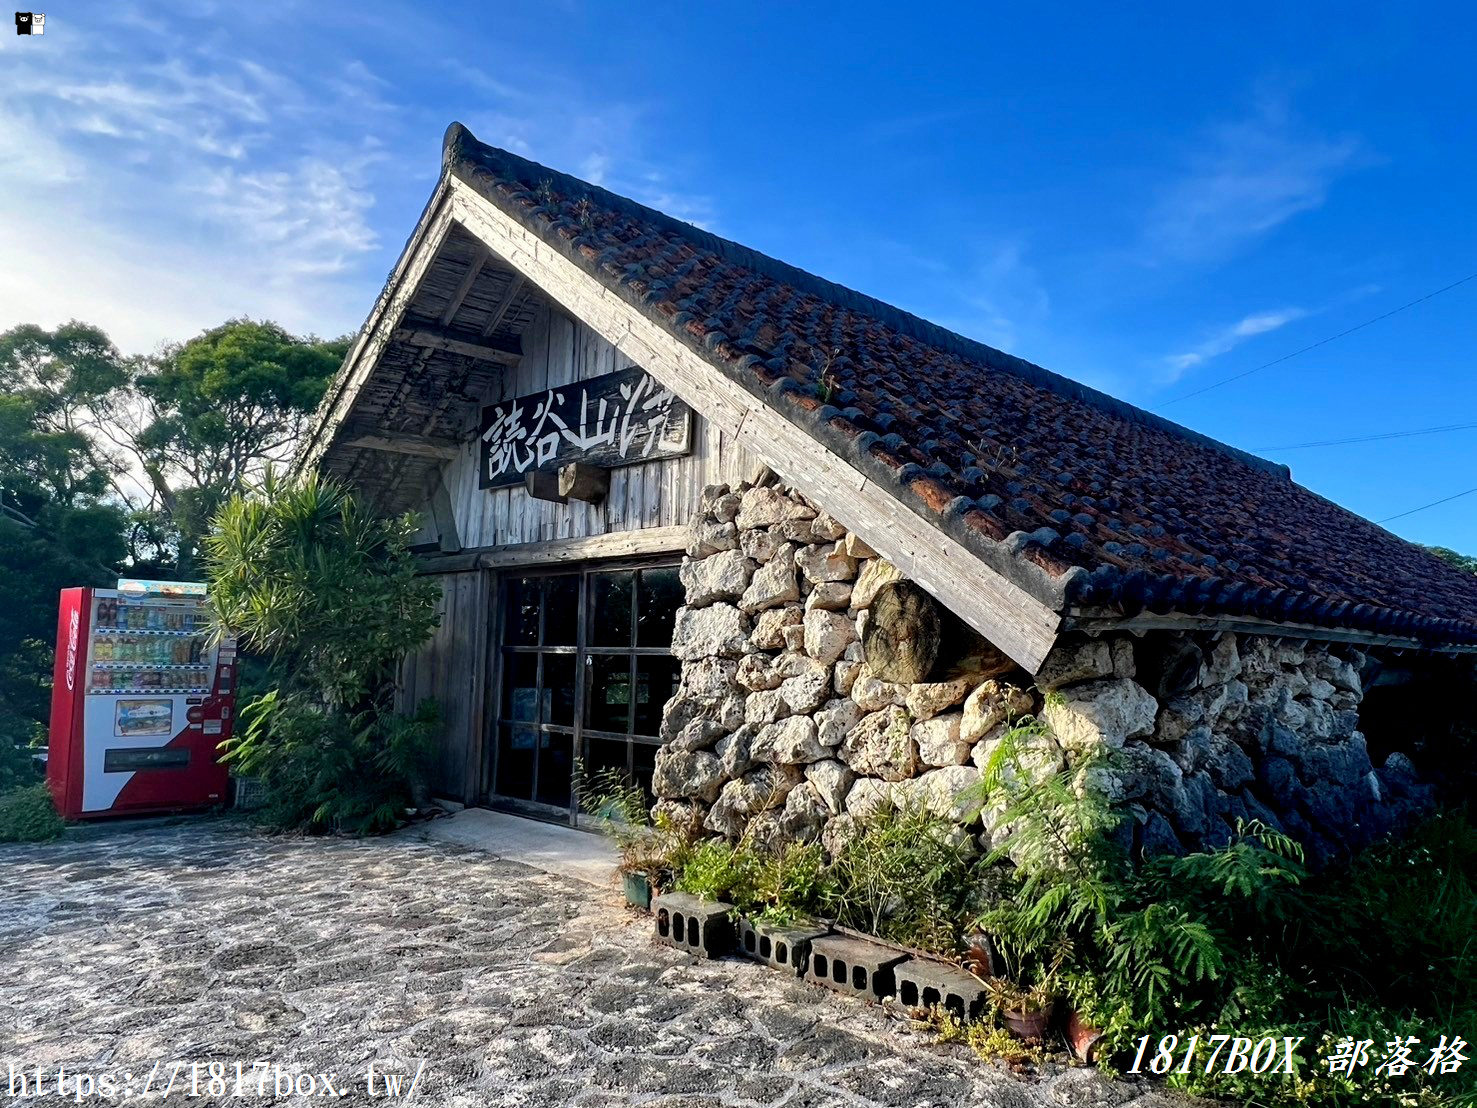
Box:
[296,123,1477,862]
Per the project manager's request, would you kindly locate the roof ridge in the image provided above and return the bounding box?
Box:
[443,120,1290,481]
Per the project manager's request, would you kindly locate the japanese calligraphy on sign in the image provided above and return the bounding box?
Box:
[478,365,693,489]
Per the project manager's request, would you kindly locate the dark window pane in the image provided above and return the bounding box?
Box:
[582,736,630,789]
[536,732,573,809]
[496,725,536,800]
[542,653,577,727]
[633,655,680,737]
[505,577,539,645]
[632,739,658,805]
[502,653,539,722]
[637,567,682,647]
[587,653,633,734]
[590,571,635,647]
[542,575,580,646]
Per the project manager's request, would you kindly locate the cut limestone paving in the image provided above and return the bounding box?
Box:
[0,819,1199,1108]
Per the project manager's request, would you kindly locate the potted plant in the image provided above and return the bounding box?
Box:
[982,974,1059,1042]
[576,765,696,910]
[1059,969,1108,1063]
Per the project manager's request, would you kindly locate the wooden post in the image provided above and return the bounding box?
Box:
[523,469,567,503]
[558,462,610,503]
[862,581,1017,684]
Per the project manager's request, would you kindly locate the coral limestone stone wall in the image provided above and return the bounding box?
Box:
[654,475,1433,866]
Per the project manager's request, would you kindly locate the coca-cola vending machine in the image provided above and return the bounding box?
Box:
[47,579,238,820]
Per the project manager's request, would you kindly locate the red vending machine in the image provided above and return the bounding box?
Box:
[47,579,238,820]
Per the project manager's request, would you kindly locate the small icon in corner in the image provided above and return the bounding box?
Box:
[14,11,43,34]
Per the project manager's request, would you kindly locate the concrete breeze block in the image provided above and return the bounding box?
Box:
[652,892,734,960]
[737,916,830,976]
[893,960,988,1022]
[805,934,908,1001]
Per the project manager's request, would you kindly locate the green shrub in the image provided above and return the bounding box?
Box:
[222,692,438,835]
[971,719,1477,1106]
[575,764,703,891]
[0,782,65,842]
[675,837,761,904]
[823,803,983,954]
[204,472,441,834]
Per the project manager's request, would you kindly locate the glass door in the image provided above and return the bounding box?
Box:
[490,563,682,822]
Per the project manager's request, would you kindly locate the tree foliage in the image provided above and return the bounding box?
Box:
[131,319,345,572]
[0,323,130,783]
[1427,545,1477,576]
[205,470,438,708]
[204,472,441,833]
[0,318,345,787]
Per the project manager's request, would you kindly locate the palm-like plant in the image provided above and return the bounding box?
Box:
[203,470,441,833]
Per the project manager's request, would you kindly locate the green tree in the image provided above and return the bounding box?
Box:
[0,323,130,784]
[0,317,345,790]
[130,319,346,574]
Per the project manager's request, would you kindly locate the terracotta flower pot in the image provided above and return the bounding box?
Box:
[1001,998,1056,1041]
[1066,1008,1104,1063]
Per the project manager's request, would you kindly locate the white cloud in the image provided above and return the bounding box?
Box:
[0,4,714,355]
[0,13,386,354]
[1163,306,1308,381]
[1146,99,1363,263]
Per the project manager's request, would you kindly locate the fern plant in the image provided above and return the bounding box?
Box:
[967,720,1307,1053]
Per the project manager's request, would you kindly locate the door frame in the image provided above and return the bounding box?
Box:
[482,553,681,826]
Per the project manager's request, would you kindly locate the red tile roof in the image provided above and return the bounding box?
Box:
[444,122,1477,648]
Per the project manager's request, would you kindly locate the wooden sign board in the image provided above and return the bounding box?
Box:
[478,365,693,490]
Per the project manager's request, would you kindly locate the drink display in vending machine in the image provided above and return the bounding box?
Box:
[47,579,238,819]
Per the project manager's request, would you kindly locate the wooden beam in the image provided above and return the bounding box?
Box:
[440,244,489,326]
[341,433,458,461]
[1065,610,1477,655]
[558,462,610,503]
[523,469,567,503]
[430,474,463,553]
[481,272,527,337]
[414,525,691,575]
[448,179,1061,671]
[393,325,521,365]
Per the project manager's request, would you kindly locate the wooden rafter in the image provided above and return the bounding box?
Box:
[341,433,459,461]
[439,243,489,326]
[480,272,527,338]
[392,326,522,366]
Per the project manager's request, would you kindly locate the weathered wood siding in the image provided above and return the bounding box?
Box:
[397,570,488,803]
[439,302,757,548]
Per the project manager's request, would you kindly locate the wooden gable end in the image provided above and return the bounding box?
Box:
[446,178,1061,671]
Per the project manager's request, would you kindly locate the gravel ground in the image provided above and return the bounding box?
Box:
[0,818,1188,1107]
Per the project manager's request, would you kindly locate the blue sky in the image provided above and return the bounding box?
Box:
[3,3,1474,551]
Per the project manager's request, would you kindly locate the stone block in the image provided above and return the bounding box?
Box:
[803,609,857,665]
[739,544,801,613]
[652,892,734,959]
[750,605,803,650]
[805,934,908,1000]
[894,960,988,1021]
[680,549,756,606]
[736,486,815,529]
[736,916,829,976]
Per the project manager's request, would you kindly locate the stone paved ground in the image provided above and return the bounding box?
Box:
[0,818,1187,1107]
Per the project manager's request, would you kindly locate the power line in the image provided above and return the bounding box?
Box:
[1153,269,1477,410]
[1257,420,1477,452]
[1378,485,1477,525]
